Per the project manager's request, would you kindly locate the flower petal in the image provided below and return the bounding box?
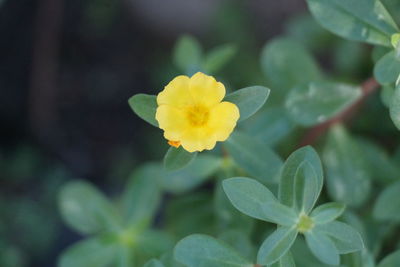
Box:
[208,102,240,141]
[180,127,217,152]
[155,105,189,140]
[189,72,225,107]
[157,75,193,108]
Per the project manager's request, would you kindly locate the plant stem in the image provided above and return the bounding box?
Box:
[299,77,380,146]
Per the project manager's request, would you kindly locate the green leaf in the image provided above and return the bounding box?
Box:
[59,180,120,235]
[316,221,364,254]
[164,146,197,171]
[279,146,323,213]
[323,125,372,207]
[222,177,277,221]
[203,44,237,74]
[173,35,203,75]
[225,131,283,183]
[305,231,340,266]
[306,0,399,46]
[286,81,361,126]
[260,37,322,91]
[373,181,400,221]
[241,107,295,147]
[162,155,221,194]
[381,85,395,107]
[268,251,295,267]
[261,202,299,226]
[137,230,174,258]
[257,227,298,265]
[58,237,117,267]
[389,83,400,130]
[224,86,270,121]
[374,51,400,85]
[378,250,400,267]
[310,202,346,224]
[218,230,255,260]
[128,94,158,127]
[144,259,165,267]
[122,163,162,224]
[115,245,135,267]
[174,234,252,267]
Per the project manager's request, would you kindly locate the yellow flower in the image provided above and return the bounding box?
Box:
[155,72,240,152]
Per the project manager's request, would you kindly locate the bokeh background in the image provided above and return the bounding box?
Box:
[0,0,386,266]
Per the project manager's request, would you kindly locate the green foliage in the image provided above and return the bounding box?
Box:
[128,94,158,127]
[374,51,400,85]
[378,250,400,267]
[373,181,400,221]
[306,0,399,46]
[286,81,361,126]
[163,147,197,171]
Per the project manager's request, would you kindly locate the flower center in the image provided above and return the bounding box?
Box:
[296,214,314,233]
[186,105,209,126]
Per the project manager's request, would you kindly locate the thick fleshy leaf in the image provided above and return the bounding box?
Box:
[173,35,203,75]
[261,202,298,226]
[389,83,400,130]
[222,177,277,221]
[260,37,322,91]
[144,259,165,267]
[225,131,283,183]
[305,231,340,265]
[136,230,174,258]
[323,125,372,207]
[306,0,399,46]
[122,163,162,224]
[164,146,197,171]
[174,234,252,267]
[224,86,270,121]
[202,44,237,74]
[279,146,323,213]
[310,202,346,224]
[374,51,400,85]
[128,94,158,127]
[162,155,221,194]
[58,237,118,267]
[59,180,120,234]
[257,227,298,266]
[378,250,400,267]
[269,251,295,267]
[218,230,255,260]
[286,81,361,126]
[316,221,364,254]
[373,181,400,222]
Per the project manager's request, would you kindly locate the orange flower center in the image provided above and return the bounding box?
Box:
[186,105,209,127]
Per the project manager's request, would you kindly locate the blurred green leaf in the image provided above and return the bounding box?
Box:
[144,259,165,267]
[381,85,395,107]
[269,252,296,267]
[224,86,270,122]
[310,202,345,224]
[128,94,158,127]
[122,163,162,225]
[305,231,339,265]
[164,146,197,171]
[378,250,400,267]
[174,234,252,267]
[218,230,255,260]
[173,35,203,76]
[306,0,398,46]
[162,155,221,194]
[389,83,400,130]
[203,44,237,74]
[257,227,298,266]
[136,230,174,259]
[58,237,117,267]
[286,81,361,126]
[372,46,391,63]
[323,125,371,207]
[373,181,400,222]
[225,131,283,183]
[260,37,322,91]
[241,107,295,147]
[279,146,323,213]
[374,51,400,85]
[222,177,277,221]
[59,180,120,235]
[316,221,364,254]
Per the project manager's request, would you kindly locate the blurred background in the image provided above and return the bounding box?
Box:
[0,0,384,266]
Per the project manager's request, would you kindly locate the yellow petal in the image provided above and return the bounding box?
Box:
[157,75,193,108]
[155,105,189,140]
[180,127,217,152]
[208,102,240,141]
[189,72,225,107]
